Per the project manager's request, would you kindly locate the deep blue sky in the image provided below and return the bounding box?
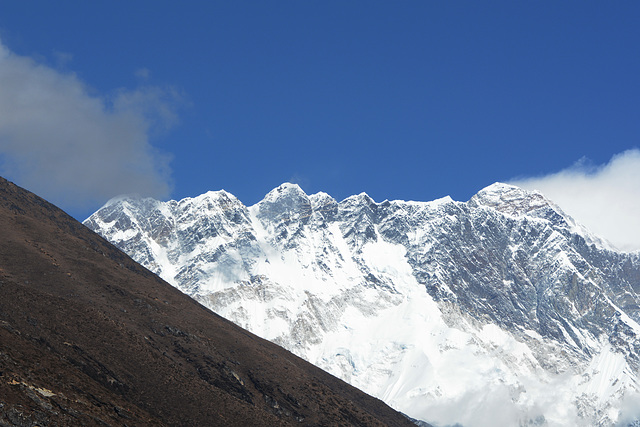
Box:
[1,2,639,220]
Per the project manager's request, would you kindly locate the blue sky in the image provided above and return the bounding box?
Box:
[0,2,639,249]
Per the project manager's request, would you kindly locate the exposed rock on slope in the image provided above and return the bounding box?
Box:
[0,176,415,427]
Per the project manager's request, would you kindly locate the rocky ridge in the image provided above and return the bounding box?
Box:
[85,182,640,426]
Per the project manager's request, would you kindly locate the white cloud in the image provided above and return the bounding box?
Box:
[510,149,640,252]
[0,40,180,213]
[617,392,640,425]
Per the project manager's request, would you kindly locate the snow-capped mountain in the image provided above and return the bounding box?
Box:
[84,183,640,427]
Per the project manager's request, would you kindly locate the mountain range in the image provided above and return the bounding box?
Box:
[0,176,415,426]
[85,182,640,427]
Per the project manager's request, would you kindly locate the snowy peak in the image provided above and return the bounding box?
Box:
[254,183,312,224]
[469,183,615,250]
[175,189,249,226]
[341,192,376,207]
[192,189,239,205]
[259,182,307,204]
[338,192,380,223]
[308,192,339,223]
[469,182,556,216]
[308,191,337,210]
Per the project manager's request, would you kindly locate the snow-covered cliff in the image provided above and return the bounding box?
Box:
[84,183,640,426]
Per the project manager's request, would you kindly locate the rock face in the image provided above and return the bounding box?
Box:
[85,182,640,427]
[0,176,416,427]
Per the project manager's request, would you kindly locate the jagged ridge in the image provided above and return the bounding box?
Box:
[85,182,640,427]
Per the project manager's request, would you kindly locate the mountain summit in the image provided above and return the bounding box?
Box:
[0,176,415,426]
[85,182,640,426]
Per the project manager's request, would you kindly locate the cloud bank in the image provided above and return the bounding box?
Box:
[0,40,179,213]
[511,149,640,252]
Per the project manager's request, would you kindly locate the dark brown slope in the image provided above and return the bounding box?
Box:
[0,177,416,427]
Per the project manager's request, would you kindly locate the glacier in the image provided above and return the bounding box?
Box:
[84,182,640,427]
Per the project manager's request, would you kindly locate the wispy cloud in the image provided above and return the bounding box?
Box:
[0,40,181,213]
[510,149,640,252]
